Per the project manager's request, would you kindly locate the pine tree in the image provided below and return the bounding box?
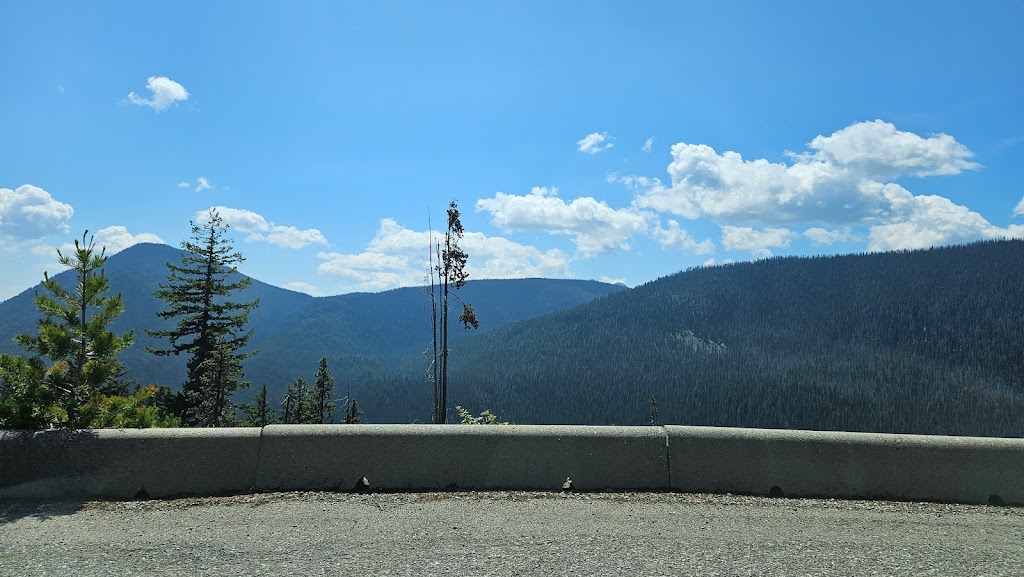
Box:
[344,398,363,424]
[313,356,336,424]
[147,209,259,425]
[280,377,315,424]
[242,384,276,427]
[429,201,479,423]
[186,338,248,427]
[10,232,135,428]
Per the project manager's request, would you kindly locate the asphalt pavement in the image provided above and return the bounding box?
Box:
[1,491,1021,576]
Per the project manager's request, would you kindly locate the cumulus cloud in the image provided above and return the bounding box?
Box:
[317,218,572,292]
[195,177,213,192]
[0,185,74,239]
[577,132,614,154]
[796,120,980,178]
[651,220,714,255]
[127,76,189,111]
[89,226,164,253]
[627,120,1012,253]
[476,186,650,256]
[642,138,654,153]
[197,206,328,249]
[867,191,1024,252]
[721,226,797,258]
[56,226,164,257]
[804,227,858,246]
[637,120,982,226]
[283,282,320,296]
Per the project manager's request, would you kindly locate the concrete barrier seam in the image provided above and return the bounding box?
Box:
[661,425,672,489]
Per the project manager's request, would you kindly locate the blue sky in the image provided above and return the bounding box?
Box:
[2,0,1022,300]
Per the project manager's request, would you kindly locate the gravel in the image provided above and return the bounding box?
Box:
[1,491,1022,576]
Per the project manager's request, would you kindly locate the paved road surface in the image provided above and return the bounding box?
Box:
[1,491,1021,576]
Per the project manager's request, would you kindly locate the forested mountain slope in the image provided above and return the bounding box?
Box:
[0,243,624,397]
[383,240,1024,436]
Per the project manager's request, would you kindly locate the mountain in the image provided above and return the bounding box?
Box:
[371,240,1024,436]
[8,240,1022,436]
[0,243,625,402]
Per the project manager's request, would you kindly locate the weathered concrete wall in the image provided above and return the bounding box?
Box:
[2,425,1022,504]
[666,426,1024,505]
[256,424,670,492]
[0,428,261,500]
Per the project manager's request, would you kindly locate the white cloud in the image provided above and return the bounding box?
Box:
[721,226,797,258]
[797,119,980,179]
[626,120,1014,253]
[598,276,627,285]
[651,220,714,255]
[636,120,982,226]
[317,218,572,292]
[1014,196,1024,217]
[127,76,189,111]
[256,226,329,249]
[283,282,320,296]
[89,226,164,254]
[577,132,614,154]
[0,185,74,239]
[476,186,650,257]
[867,192,1024,252]
[195,177,213,192]
[642,138,654,153]
[177,182,190,189]
[197,206,328,249]
[56,226,164,257]
[803,227,858,246]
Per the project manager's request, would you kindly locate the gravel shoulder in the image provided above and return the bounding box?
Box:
[2,491,1022,576]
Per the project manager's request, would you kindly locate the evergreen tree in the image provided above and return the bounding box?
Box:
[187,338,248,426]
[313,356,336,424]
[0,355,56,429]
[9,232,135,428]
[147,209,259,425]
[344,398,363,424]
[241,383,276,427]
[429,201,479,423]
[280,376,315,424]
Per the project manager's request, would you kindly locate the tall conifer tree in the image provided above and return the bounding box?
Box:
[147,209,258,424]
[313,356,335,424]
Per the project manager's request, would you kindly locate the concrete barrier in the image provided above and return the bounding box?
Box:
[0,428,262,501]
[255,424,670,492]
[666,426,1024,505]
[2,425,1022,504]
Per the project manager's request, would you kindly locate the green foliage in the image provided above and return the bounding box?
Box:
[185,338,249,427]
[344,398,363,424]
[241,383,277,427]
[280,377,316,424]
[147,209,259,425]
[455,405,508,425]
[0,234,176,429]
[0,354,58,429]
[6,232,137,428]
[313,356,335,424]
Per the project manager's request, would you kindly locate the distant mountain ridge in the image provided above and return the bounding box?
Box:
[0,242,625,398]
[6,240,1022,437]
[420,239,1024,437]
